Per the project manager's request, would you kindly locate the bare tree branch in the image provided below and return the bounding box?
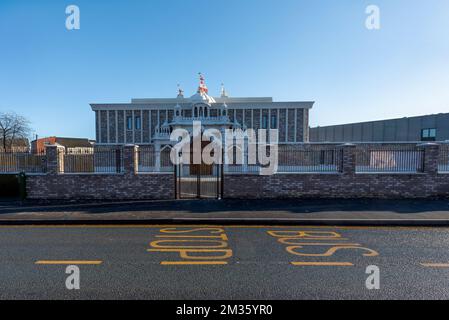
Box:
[0,112,33,152]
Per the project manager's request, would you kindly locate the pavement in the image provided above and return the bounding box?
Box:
[1,224,448,299]
[1,199,449,226]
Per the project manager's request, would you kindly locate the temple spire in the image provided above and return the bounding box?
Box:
[177,84,184,98]
[197,72,209,94]
[220,83,228,98]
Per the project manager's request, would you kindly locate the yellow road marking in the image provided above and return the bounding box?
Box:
[150,239,228,249]
[148,248,229,252]
[160,261,227,265]
[148,248,233,260]
[291,262,354,266]
[420,263,449,268]
[155,235,229,240]
[35,260,102,265]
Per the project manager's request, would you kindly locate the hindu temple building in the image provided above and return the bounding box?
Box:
[91,74,313,151]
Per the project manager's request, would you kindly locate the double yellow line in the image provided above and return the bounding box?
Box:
[420,262,449,268]
[35,260,102,265]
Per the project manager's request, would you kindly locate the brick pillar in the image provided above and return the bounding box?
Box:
[123,144,139,175]
[45,144,65,175]
[417,142,439,175]
[338,143,356,175]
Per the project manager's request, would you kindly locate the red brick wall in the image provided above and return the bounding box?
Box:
[25,143,449,200]
[223,173,449,199]
[27,174,174,200]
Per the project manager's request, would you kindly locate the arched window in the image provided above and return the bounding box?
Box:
[204,107,208,118]
[194,107,198,118]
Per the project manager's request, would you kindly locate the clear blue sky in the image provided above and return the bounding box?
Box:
[1,0,448,139]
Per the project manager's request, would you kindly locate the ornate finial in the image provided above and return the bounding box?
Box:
[197,72,209,94]
[177,84,184,98]
[220,83,228,98]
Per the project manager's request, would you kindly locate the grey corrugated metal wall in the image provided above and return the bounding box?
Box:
[310,113,449,142]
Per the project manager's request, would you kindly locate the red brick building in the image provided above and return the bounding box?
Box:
[31,137,94,154]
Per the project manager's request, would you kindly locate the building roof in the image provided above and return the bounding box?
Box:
[33,137,93,148]
[311,112,449,129]
[90,75,314,110]
[54,137,93,148]
[91,99,314,110]
[130,97,273,104]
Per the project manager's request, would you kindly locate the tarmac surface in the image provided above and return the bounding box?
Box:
[1,224,448,299]
[1,199,449,225]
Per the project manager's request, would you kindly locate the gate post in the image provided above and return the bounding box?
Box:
[221,149,224,199]
[197,165,201,199]
[417,142,440,175]
[174,163,178,199]
[338,143,356,175]
[216,163,219,199]
[45,144,65,175]
[123,144,139,175]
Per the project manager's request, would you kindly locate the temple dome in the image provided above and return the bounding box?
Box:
[189,72,216,105]
[190,92,216,105]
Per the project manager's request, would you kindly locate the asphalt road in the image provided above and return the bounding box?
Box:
[2,199,449,223]
[0,224,448,300]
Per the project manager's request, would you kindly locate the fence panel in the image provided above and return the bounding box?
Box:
[224,147,342,173]
[138,148,174,173]
[64,148,123,173]
[356,145,424,173]
[438,144,449,173]
[277,148,341,173]
[0,152,47,173]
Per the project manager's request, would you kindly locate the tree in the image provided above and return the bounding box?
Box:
[0,112,32,152]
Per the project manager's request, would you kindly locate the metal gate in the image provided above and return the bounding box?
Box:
[175,163,223,199]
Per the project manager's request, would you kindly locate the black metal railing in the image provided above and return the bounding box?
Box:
[2,144,429,175]
[0,152,47,173]
[138,148,174,173]
[355,146,424,173]
[438,144,449,173]
[224,147,342,173]
[63,148,123,173]
[276,148,342,173]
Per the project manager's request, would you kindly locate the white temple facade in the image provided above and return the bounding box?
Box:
[91,74,314,154]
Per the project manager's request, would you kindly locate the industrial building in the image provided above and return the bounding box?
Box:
[310,113,449,143]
